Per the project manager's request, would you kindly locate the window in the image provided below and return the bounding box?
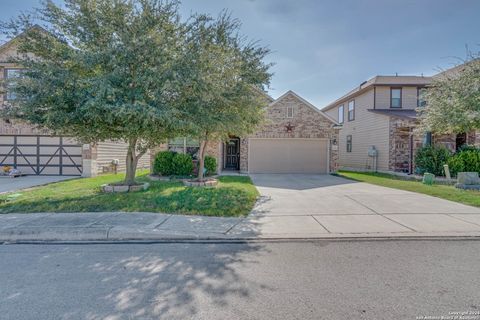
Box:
[286,105,294,118]
[168,137,200,159]
[346,135,352,153]
[422,132,432,146]
[4,69,24,101]
[348,100,355,121]
[417,88,427,107]
[338,105,344,124]
[390,88,402,108]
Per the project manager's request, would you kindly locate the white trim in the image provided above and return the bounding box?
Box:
[269,90,340,125]
[327,140,331,173]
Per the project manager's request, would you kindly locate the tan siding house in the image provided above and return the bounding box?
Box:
[322,74,479,174]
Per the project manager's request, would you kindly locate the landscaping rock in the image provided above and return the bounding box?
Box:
[148,175,171,181]
[455,172,480,190]
[183,179,218,188]
[101,182,150,193]
[457,172,479,185]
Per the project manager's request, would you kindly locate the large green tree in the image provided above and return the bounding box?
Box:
[418,57,480,134]
[179,13,272,180]
[1,0,186,185]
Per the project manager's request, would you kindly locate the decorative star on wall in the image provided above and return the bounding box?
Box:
[285,122,295,133]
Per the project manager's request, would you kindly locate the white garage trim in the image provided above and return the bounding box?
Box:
[248,138,331,174]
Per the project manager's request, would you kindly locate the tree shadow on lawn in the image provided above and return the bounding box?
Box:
[0,181,258,216]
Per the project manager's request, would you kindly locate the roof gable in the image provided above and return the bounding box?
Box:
[270,90,339,125]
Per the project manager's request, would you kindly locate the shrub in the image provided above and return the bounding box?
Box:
[172,153,194,176]
[414,145,452,176]
[204,155,217,175]
[447,147,480,177]
[153,151,175,176]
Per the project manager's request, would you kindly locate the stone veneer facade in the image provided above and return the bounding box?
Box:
[389,117,479,173]
[150,91,340,174]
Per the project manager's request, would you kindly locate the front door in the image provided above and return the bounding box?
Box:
[225,138,240,170]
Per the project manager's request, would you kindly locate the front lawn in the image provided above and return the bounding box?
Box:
[0,171,259,216]
[337,171,480,208]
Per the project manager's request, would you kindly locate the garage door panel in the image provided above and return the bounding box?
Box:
[16,165,37,175]
[62,167,82,175]
[63,146,82,155]
[0,136,14,144]
[0,146,13,153]
[249,139,328,174]
[17,136,37,145]
[17,146,37,154]
[39,137,61,145]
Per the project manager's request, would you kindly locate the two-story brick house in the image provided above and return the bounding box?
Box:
[322,74,479,174]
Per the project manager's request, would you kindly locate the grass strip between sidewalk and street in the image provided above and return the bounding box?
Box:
[336,170,480,208]
[0,171,259,217]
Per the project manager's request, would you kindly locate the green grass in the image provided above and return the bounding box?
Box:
[0,171,259,216]
[337,170,480,208]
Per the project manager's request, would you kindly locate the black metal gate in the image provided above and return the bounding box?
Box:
[0,135,83,176]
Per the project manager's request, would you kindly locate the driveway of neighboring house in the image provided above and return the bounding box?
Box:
[0,176,77,194]
[241,174,480,237]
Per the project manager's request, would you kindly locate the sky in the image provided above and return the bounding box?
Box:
[1,0,479,108]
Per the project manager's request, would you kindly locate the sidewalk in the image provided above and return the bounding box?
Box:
[2,211,480,242]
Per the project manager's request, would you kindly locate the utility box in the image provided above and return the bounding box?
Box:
[368,146,377,157]
[423,173,435,185]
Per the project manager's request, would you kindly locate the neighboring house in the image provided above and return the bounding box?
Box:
[153,91,340,174]
[322,73,480,174]
[0,35,150,177]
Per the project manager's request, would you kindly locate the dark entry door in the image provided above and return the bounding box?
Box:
[225,138,240,170]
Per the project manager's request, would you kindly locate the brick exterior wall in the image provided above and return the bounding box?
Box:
[388,118,418,172]
[240,92,339,173]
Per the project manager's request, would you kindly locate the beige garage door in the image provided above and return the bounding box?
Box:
[0,135,83,176]
[249,138,328,174]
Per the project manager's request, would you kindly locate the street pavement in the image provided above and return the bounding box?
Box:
[1,240,479,319]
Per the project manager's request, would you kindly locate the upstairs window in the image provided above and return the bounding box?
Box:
[348,100,355,121]
[390,88,402,108]
[338,105,344,124]
[417,88,427,107]
[286,105,294,118]
[4,69,25,101]
[346,135,352,153]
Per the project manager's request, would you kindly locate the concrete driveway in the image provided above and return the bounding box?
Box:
[0,176,76,194]
[240,174,480,237]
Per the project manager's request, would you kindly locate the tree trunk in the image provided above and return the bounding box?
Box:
[197,140,208,181]
[125,139,139,186]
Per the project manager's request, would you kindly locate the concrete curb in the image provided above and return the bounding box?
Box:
[2,229,480,243]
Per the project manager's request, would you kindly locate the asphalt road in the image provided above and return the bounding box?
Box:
[1,240,479,320]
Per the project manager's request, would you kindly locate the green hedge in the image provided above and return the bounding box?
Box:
[204,155,217,175]
[447,146,480,177]
[153,151,194,176]
[414,145,452,176]
[153,151,175,176]
[172,153,194,176]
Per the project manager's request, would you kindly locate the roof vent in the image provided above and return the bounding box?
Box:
[359,81,367,88]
